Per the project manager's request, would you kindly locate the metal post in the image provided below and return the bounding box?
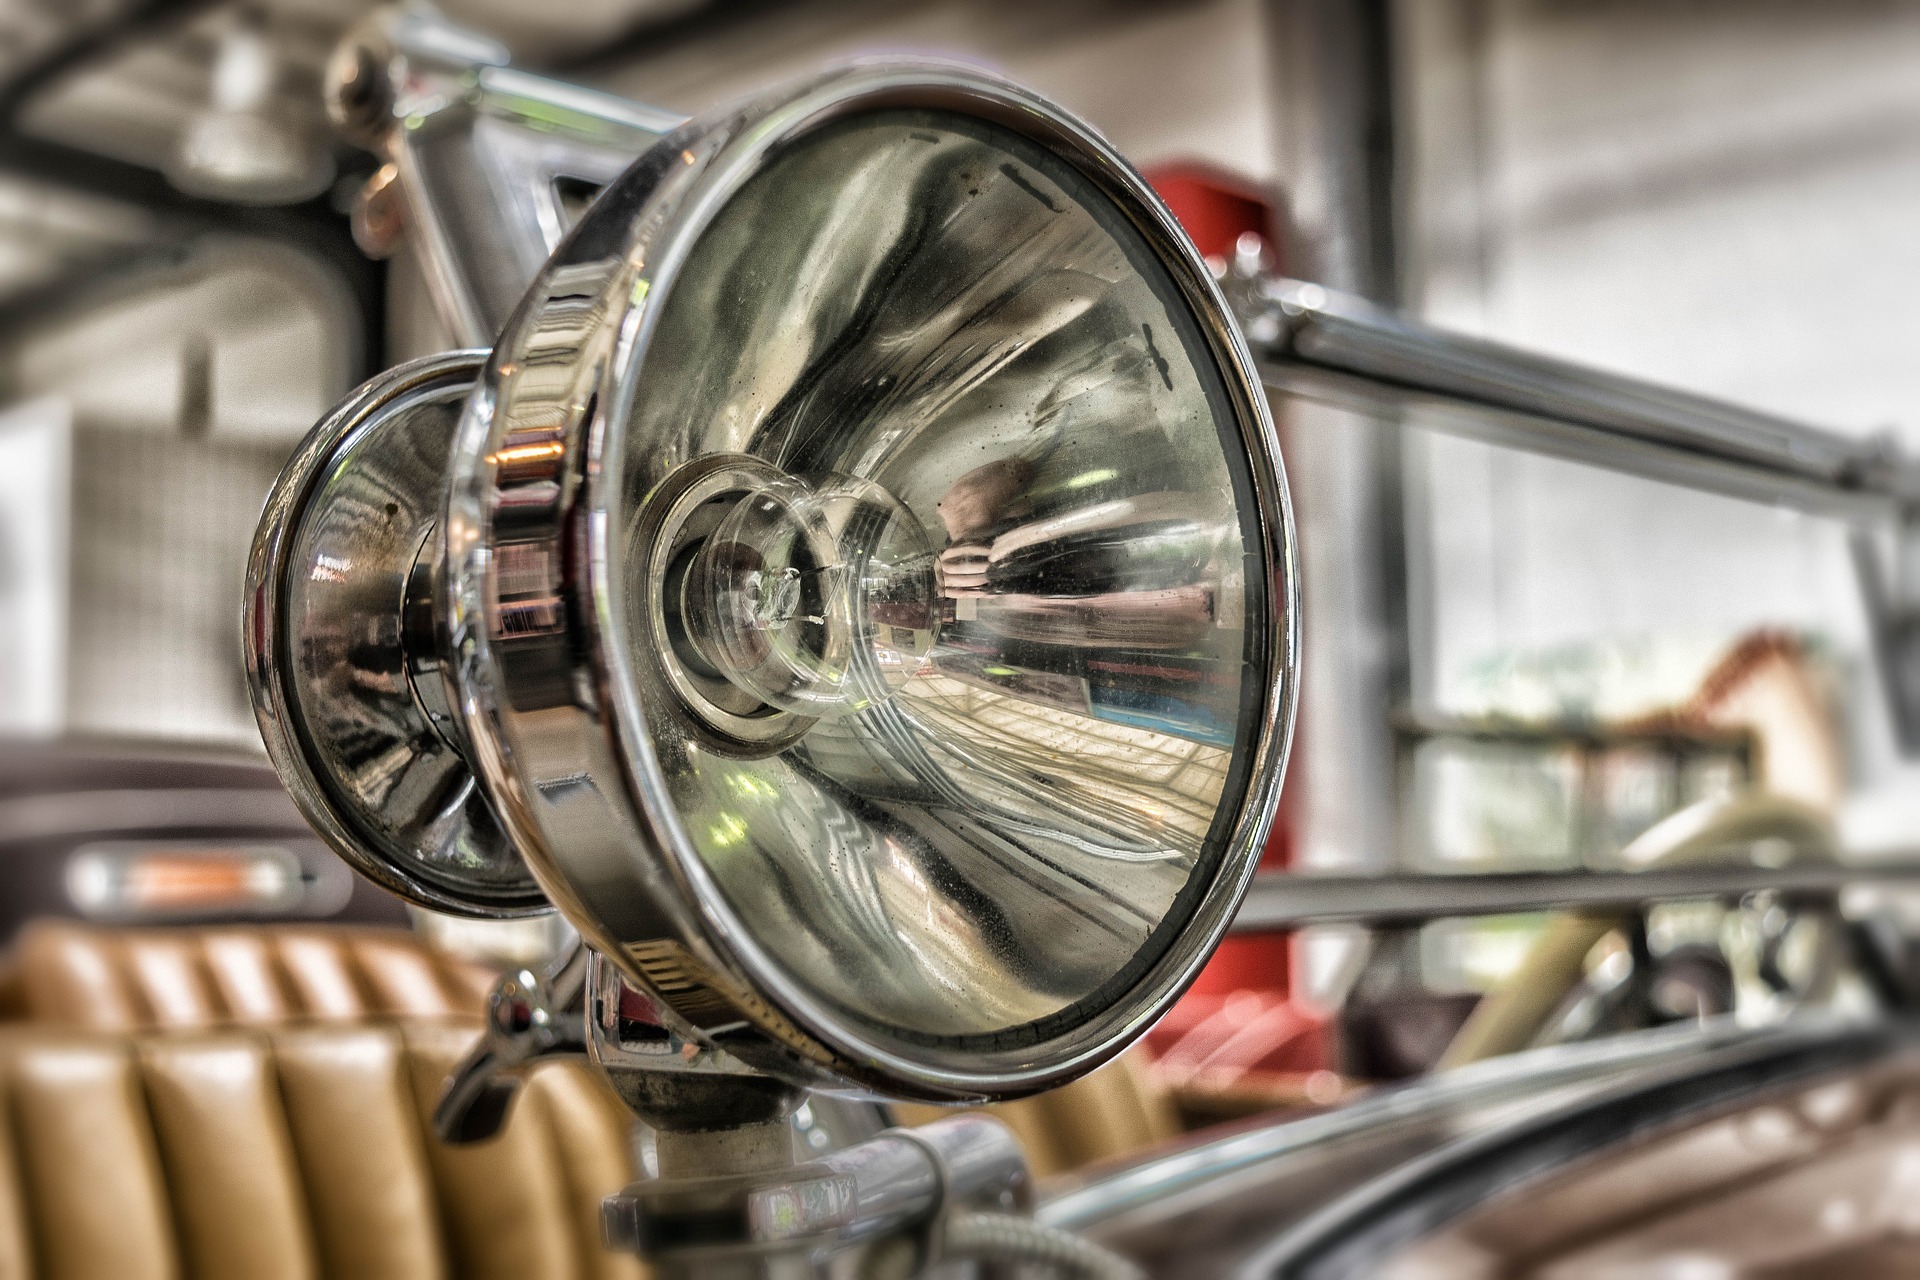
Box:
[1266,0,1411,876]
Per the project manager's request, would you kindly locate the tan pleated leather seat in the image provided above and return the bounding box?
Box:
[3,921,498,1031]
[0,933,1168,1273]
[0,1019,642,1280]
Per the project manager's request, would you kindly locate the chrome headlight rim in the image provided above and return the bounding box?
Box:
[446,62,1300,1098]
[245,349,554,918]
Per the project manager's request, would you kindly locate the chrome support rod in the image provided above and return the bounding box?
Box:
[601,1114,1035,1275]
[1234,272,1920,750]
[1229,860,1920,930]
[328,8,684,344]
[1239,276,1920,516]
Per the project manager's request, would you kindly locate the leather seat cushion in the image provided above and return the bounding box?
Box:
[6,921,497,1031]
[0,1021,642,1280]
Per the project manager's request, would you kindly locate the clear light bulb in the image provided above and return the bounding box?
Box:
[682,473,938,719]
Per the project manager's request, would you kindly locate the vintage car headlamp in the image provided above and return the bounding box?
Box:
[247,63,1297,1100]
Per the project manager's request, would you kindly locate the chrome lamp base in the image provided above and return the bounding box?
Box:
[435,938,1065,1279]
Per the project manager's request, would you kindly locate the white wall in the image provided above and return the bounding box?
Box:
[0,398,70,736]
[1399,0,1920,845]
[1406,0,1920,437]
[3,240,358,746]
[589,0,1275,181]
[12,241,356,443]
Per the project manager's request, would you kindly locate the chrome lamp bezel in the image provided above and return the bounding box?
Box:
[441,61,1299,1100]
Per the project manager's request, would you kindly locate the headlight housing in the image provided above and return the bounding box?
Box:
[249,62,1297,1101]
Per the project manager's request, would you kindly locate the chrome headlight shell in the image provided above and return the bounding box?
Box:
[253,62,1298,1101]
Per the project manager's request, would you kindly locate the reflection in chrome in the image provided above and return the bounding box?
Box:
[613,112,1262,1044]
[890,675,1229,851]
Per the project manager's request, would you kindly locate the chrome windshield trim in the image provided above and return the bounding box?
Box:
[1039,1016,1872,1234]
[1232,1017,1912,1279]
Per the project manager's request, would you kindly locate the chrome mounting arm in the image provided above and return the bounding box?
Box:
[433,928,590,1143]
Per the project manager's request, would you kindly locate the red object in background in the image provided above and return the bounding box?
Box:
[1143,161,1280,264]
[1149,990,1335,1083]
[1137,162,1334,1077]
